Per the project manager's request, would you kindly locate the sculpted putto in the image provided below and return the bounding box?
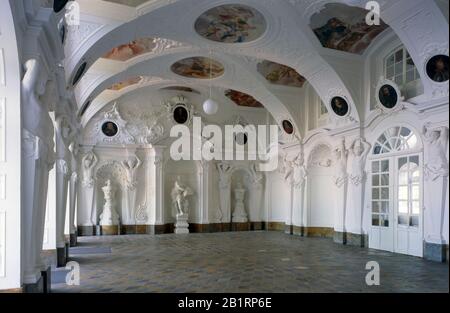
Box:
[82,151,98,188]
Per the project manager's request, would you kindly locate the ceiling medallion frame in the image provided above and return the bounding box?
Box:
[194,3,268,44]
[170,56,225,80]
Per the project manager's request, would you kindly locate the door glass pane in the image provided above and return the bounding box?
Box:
[381,188,389,199]
[380,215,389,227]
[381,201,389,213]
[380,174,389,186]
[398,201,408,214]
[381,160,389,172]
[399,186,408,200]
[372,202,380,213]
[412,201,420,215]
[399,172,408,185]
[372,215,380,226]
[372,188,380,199]
[398,215,408,225]
[372,175,380,186]
[410,156,419,166]
[410,216,419,227]
[412,185,420,201]
[412,170,420,183]
[398,157,408,170]
[372,161,380,173]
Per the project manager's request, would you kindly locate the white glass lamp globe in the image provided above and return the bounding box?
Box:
[203,98,219,115]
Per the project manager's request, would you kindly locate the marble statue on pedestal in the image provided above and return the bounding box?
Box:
[100,180,120,226]
[171,176,193,234]
[232,181,248,223]
[217,162,234,223]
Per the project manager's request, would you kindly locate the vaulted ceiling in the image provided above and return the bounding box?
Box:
[64,0,448,138]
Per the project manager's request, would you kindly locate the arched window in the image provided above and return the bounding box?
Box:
[373,126,418,155]
[384,46,424,99]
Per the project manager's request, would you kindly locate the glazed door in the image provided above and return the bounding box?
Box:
[394,155,423,257]
[369,158,394,252]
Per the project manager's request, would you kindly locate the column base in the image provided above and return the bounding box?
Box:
[100,225,119,236]
[77,225,95,236]
[70,232,77,247]
[57,246,67,268]
[424,241,447,263]
[23,276,44,293]
[333,231,347,245]
[346,233,367,247]
[284,224,293,235]
[41,266,52,294]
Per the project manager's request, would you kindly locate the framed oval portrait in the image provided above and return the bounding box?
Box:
[102,121,119,137]
[426,55,449,83]
[235,132,248,146]
[331,96,349,117]
[173,105,189,124]
[378,84,399,109]
[282,120,294,135]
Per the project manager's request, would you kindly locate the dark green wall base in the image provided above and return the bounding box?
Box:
[424,242,447,263]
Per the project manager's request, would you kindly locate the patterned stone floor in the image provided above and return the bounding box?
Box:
[52,232,449,293]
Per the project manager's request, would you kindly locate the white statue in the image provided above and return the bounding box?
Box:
[121,155,142,190]
[349,138,371,186]
[100,180,119,226]
[232,181,248,223]
[284,152,308,189]
[171,176,193,234]
[333,138,349,188]
[423,125,449,181]
[81,151,98,188]
[217,162,234,189]
[21,59,53,141]
[171,176,193,216]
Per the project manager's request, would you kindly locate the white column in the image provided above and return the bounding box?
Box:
[148,147,165,226]
[197,161,210,224]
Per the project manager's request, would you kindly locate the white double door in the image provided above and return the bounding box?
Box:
[369,154,423,257]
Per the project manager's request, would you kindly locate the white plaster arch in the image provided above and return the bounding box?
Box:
[78,51,303,137]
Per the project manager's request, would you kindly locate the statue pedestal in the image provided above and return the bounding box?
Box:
[175,213,189,234]
[100,203,119,226]
[232,203,248,223]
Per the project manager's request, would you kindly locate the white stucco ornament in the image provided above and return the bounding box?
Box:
[349,138,371,186]
[203,98,219,115]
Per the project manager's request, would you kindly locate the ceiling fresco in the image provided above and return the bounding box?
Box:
[195,4,267,43]
[107,76,143,91]
[311,3,389,55]
[257,60,306,88]
[102,38,156,62]
[171,57,225,79]
[102,0,149,7]
[225,89,264,108]
[160,86,201,94]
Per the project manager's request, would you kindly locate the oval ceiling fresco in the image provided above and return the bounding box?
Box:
[310,3,389,55]
[257,61,306,88]
[195,4,267,43]
[102,38,156,62]
[107,76,143,91]
[225,90,264,108]
[171,57,224,79]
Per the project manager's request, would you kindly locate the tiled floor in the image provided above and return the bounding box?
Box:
[52,232,449,293]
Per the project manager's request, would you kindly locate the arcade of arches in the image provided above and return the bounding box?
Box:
[0,0,448,293]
